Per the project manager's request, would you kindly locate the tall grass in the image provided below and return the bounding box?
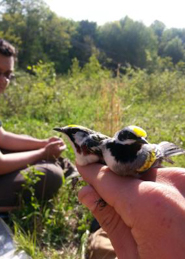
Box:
[0,56,185,257]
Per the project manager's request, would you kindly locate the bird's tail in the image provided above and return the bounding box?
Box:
[159,141,185,159]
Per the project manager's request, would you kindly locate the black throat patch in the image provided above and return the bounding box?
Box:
[106,141,142,163]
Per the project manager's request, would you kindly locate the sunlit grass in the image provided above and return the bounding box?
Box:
[1,57,185,257]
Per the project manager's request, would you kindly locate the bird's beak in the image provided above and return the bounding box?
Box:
[137,137,148,144]
[53,127,63,133]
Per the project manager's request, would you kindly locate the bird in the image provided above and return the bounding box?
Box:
[53,124,110,166]
[100,125,185,177]
[54,124,185,177]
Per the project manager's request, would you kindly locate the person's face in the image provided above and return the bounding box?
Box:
[0,53,14,93]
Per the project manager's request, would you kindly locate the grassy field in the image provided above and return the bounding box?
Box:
[1,56,185,258]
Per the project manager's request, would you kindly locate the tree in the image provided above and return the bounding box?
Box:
[0,0,27,47]
[159,28,185,57]
[0,0,75,72]
[150,20,166,40]
[70,20,99,67]
[98,16,158,69]
[41,13,75,73]
[163,37,185,63]
[0,0,50,67]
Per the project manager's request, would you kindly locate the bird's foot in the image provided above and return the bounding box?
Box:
[95,198,107,209]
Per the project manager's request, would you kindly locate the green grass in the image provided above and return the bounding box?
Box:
[1,57,185,257]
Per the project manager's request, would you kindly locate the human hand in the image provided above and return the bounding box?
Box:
[77,164,185,259]
[43,140,66,160]
[45,137,66,150]
[47,136,65,145]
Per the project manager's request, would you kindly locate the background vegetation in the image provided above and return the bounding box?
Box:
[0,0,185,258]
[1,56,185,258]
[1,0,185,73]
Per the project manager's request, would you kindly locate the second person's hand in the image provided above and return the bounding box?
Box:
[43,140,66,160]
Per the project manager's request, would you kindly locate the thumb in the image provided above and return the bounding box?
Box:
[76,163,144,227]
[59,143,67,151]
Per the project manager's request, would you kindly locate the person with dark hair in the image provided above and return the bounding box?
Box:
[0,38,17,57]
[0,39,16,93]
[0,39,77,211]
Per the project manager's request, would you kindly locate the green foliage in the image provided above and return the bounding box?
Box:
[98,16,158,69]
[1,2,185,258]
[69,20,99,67]
[163,37,185,63]
[1,57,185,257]
[0,0,74,72]
[11,167,91,258]
[2,0,185,74]
[150,20,166,41]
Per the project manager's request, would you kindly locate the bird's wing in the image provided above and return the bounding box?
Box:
[158,141,185,157]
[83,133,109,148]
[82,134,109,163]
[136,144,158,172]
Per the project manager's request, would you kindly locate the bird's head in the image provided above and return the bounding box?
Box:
[114,125,148,145]
[54,125,93,147]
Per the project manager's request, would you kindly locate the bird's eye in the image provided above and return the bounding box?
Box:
[118,130,137,141]
[117,131,127,141]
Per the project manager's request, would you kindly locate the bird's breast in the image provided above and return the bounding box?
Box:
[76,153,101,166]
[105,142,140,163]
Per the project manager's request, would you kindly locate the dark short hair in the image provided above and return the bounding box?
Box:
[0,39,17,58]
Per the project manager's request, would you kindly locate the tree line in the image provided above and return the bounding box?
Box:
[1,0,185,74]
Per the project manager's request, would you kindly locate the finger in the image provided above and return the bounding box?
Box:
[78,185,138,258]
[59,144,67,151]
[76,163,144,226]
[143,167,185,195]
[78,185,122,229]
[50,137,65,144]
[50,140,64,146]
[78,185,103,212]
[49,136,60,142]
[141,167,184,181]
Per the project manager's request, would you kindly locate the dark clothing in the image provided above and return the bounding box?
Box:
[0,120,78,208]
[0,161,62,206]
[0,156,78,207]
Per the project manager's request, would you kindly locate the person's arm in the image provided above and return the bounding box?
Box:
[77,164,185,259]
[0,140,65,175]
[0,148,46,174]
[0,126,60,151]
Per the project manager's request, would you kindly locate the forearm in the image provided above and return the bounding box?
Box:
[0,149,46,175]
[0,130,47,151]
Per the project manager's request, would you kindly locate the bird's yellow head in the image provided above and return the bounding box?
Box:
[115,125,148,145]
[67,124,89,130]
[128,125,147,138]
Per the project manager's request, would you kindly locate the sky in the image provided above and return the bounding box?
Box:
[45,0,185,29]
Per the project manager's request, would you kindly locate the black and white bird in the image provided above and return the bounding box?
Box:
[100,125,185,176]
[54,124,185,177]
[53,124,110,166]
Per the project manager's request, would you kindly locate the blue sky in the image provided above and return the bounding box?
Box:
[45,0,185,28]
